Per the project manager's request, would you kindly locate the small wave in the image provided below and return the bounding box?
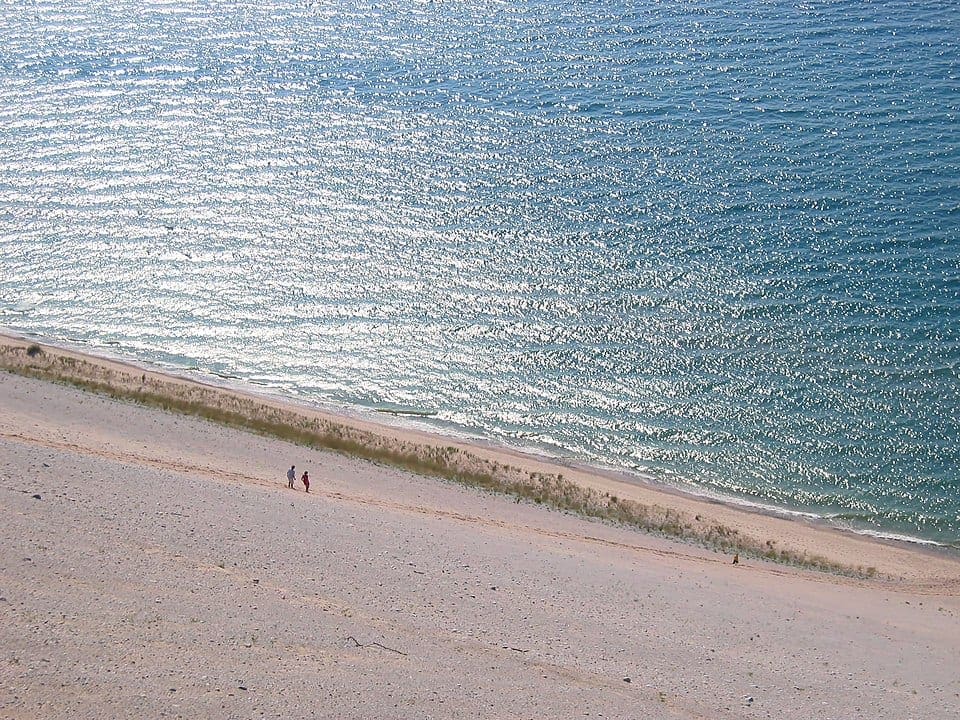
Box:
[374,406,438,418]
[840,527,948,548]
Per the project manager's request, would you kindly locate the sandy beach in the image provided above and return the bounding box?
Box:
[1,336,959,718]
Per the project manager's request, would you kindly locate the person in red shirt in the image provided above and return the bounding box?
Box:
[301,470,310,493]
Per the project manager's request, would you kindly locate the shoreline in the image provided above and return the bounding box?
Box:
[1,328,958,584]
[4,361,959,719]
[5,328,946,553]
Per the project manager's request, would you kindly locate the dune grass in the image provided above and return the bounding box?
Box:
[0,341,876,578]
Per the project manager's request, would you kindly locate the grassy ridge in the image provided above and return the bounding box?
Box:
[0,342,876,578]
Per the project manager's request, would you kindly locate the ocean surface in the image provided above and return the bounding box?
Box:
[1,0,957,546]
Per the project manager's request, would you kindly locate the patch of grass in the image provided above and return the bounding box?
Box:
[0,342,875,578]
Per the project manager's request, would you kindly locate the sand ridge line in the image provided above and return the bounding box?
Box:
[5,425,715,574]
[3,423,754,593]
[329,489,898,589]
[6,426,958,596]
[0,429,275,490]
[333,489,740,571]
[341,500,960,596]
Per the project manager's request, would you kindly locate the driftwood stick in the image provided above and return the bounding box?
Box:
[345,635,408,656]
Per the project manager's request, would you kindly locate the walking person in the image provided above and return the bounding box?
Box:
[287,464,296,489]
[301,470,310,493]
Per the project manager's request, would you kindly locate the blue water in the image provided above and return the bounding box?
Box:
[1,0,958,545]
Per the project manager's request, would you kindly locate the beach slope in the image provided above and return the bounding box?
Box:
[1,358,959,718]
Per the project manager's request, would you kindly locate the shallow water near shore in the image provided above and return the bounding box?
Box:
[1,0,958,545]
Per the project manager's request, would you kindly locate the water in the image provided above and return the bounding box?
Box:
[1,0,958,545]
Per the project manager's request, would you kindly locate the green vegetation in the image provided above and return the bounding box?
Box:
[0,341,877,578]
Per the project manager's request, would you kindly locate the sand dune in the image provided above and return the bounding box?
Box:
[1,343,959,718]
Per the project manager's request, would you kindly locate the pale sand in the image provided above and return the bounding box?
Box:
[1,337,959,718]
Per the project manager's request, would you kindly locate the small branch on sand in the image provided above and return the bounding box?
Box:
[344,635,408,656]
